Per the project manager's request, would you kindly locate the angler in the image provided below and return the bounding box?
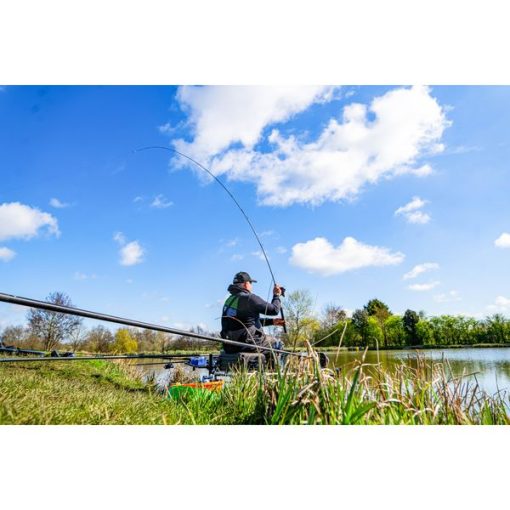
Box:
[221,271,285,358]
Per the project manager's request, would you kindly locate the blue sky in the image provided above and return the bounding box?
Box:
[1,85,510,331]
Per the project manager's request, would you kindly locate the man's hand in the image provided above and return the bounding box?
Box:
[273,284,283,296]
[273,318,286,327]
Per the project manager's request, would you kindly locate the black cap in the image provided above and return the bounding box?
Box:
[233,271,257,284]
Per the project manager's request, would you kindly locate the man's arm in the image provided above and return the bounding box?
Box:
[249,293,281,316]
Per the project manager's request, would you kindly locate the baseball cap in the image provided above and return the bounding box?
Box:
[233,271,257,284]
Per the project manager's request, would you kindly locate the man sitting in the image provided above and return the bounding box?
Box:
[220,271,285,355]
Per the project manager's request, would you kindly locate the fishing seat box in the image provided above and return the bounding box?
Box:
[218,351,266,371]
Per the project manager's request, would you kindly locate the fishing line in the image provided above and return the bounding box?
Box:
[134,145,287,333]
[134,146,276,283]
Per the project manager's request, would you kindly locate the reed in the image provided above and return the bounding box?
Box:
[0,352,508,425]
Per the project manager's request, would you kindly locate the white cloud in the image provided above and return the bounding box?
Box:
[49,198,70,209]
[158,122,173,134]
[395,196,427,215]
[276,246,288,254]
[251,250,268,261]
[113,231,126,245]
[230,254,244,261]
[225,239,238,248]
[486,296,510,313]
[175,86,449,207]
[408,281,440,291]
[113,231,145,266]
[403,262,439,280]
[290,236,404,276]
[74,272,97,281]
[494,232,510,248]
[150,194,173,209]
[406,211,431,224]
[434,290,461,303]
[395,196,431,224]
[176,85,337,157]
[0,202,60,241]
[133,196,144,203]
[120,241,145,266]
[0,247,16,262]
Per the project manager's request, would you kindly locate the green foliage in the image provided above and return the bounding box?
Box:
[403,309,420,346]
[384,315,407,347]
[484,315,510,344]
[113,329,138,354]
[364,298,391,321]
[366,317,384,348]
[351,309,369,340]
[416,320,434,345]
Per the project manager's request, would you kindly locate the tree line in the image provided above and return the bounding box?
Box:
[0,292,217,354]
[282,291,510,348]
[1,290,510,353]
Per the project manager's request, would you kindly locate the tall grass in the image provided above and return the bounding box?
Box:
[174,350,510,425]
[1,351,508,424]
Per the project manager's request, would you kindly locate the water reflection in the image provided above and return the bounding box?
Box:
[329,348,510,396]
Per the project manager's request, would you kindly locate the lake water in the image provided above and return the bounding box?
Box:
[137,348,510,398]
[328,348,510,397]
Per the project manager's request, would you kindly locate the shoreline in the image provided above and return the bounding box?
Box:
[316,343,510,353]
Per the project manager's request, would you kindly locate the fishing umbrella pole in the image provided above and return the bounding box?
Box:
[0,291,299,360]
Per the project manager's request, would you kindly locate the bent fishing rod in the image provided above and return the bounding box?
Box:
[0,291,300,361]
[134,146,288,333]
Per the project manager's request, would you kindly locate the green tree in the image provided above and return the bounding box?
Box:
[364,299,392,347]
[484,314,509,344]
[364,299,391,320]
[366,316,384,348]
[384,316,406,347]
[352,309,370,345]
[416,320,434,346]
[113,328,138,354]
[403,309,420,346]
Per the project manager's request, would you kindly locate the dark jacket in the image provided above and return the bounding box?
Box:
[220,284,281,349]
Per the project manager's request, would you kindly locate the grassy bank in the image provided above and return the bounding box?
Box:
[0,360,185,424]
[1,355,509,425]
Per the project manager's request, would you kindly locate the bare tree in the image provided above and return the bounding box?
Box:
[321,304,348,329]
[68,324,87,352]
[1,325,28,347]
[285,289,315,347]
[85,325,114,353]
[27,292,83,351]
